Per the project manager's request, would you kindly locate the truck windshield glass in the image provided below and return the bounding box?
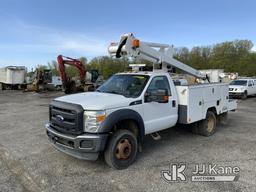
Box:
[230,80,247,86]
[97,75,149,98]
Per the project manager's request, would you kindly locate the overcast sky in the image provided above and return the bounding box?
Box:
[0,0,256,70]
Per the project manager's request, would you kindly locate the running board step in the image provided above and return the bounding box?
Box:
[151,132,161,141]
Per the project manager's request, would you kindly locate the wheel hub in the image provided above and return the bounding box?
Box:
[115,138,132,160]
[207,116,215,132]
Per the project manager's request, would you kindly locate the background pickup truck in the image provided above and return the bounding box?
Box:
[229,78,256,99]
[45,71,237,169]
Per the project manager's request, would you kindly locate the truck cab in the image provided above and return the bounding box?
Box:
[46,72,180,168]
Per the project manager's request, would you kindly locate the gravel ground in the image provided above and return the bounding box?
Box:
[0,90,256,192]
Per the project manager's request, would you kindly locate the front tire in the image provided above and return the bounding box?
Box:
[55,85,62,91]
[104,129,138,169]
[241,91,247,100]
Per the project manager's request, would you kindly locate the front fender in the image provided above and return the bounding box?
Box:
[99,109,145,140]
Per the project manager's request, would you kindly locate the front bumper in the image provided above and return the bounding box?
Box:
[45,123,108,160]
[229,91,244,97]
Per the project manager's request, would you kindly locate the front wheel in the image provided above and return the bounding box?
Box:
[55,85,62,91]
[104,129,138,169]
[241,91,247,100]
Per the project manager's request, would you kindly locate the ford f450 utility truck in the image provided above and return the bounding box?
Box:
[45,33,237,169]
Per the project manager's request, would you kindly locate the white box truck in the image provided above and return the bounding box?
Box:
[45,33,237,169]
[0,66,27,90]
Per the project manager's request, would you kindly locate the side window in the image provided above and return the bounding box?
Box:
[146,76,171,96]
[248,80,253,86]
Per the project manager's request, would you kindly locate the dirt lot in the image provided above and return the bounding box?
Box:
[0,90,256,192]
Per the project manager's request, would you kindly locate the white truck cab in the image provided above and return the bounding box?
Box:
[229,79,256,99]
[45,33,237,169]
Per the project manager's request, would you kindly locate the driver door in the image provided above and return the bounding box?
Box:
[143,76,178,134]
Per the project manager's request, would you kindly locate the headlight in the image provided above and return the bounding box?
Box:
[84,110,106,133]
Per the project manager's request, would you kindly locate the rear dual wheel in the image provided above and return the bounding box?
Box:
[192,111,217,137]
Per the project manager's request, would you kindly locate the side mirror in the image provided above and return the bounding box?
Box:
[145,89,169,103]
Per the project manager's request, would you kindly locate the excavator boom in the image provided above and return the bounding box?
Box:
[57,55,87,93]
[56,55,102,93]
[57,55,86,84]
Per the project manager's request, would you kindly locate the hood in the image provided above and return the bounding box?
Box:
[229,85,245,89]
[54,92,135,110]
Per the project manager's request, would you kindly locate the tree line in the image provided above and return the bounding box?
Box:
[174,39,256,76]
[37,39,256,79]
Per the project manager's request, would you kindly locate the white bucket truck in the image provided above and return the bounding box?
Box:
[45,33,237,169]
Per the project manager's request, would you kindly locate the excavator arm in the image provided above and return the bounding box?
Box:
[57,55,86,93]
[57,55,86,83]
[108,33,208,80]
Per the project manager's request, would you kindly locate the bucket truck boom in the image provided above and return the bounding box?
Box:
[108,33,207,80]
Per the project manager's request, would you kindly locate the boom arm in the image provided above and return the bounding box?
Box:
[57,55,86,84]
[108,33,207,79]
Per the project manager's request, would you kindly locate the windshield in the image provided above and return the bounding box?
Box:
[97,74,149,98]
[230,80,247,86]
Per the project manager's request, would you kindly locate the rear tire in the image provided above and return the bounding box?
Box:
[217,112,228,126]
[104,129,138,169]
[190,122,199,134]
[197,111,217,137]
[0,83,6,90]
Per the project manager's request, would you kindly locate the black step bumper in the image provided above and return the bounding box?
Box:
[45,123,108,160]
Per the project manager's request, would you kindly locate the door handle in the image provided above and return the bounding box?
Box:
[172,100,176,107]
